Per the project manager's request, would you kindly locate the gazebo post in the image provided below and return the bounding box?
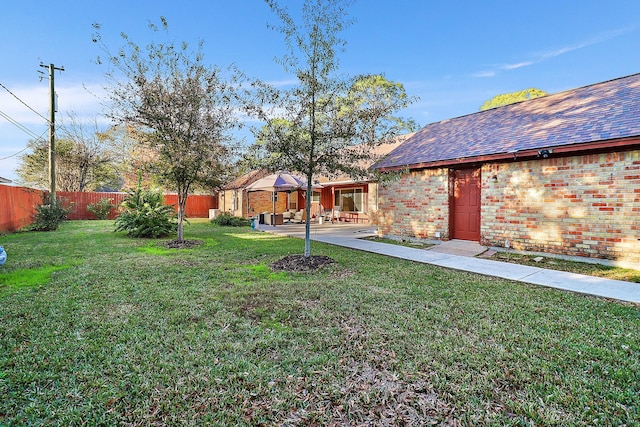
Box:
[272,191,277,227]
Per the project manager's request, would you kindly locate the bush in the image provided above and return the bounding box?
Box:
[87,198,115,220]
[211,212,249,227]
[115,186,177,238]
[29,196,73,231]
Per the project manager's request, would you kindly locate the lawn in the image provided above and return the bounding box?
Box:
[365,236,640,283]
[485,251,640,283]
[1,220,638,426]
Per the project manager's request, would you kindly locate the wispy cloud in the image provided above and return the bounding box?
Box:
[0,81,106,126]
[540,26,635,60]
[471,71,496,78]
[472,25,637,78]
[502,61,533,70]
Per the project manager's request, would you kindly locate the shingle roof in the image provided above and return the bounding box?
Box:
[374,73,640,170]
[222,169,270,190]
[316,132,415,183]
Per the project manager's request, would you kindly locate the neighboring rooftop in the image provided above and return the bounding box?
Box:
[317,132,415,184]
[375,73,640,170]
[222,169,270,190]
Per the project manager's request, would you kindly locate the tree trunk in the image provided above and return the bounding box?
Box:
[177,190,188,242]
[304,174,312,258]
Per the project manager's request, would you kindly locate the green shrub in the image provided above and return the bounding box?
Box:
[87,198,115,220]
[211,212,249,227]
[115,186,177,238]
[28,196,72,231]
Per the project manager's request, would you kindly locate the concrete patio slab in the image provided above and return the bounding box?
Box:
[428,239,489,257]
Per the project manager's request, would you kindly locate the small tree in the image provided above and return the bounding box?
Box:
[93,18,239,242]
[245,0,417,257]
[29,195,72,231]
[480,88,547,111]
[115,184,177,238]
[87,198,115,220]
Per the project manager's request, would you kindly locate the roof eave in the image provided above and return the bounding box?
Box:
[374,136,640,172]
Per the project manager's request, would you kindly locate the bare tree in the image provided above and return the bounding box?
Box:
[17,112,118,191]
[93,17,240,241]
[59,112,115,191]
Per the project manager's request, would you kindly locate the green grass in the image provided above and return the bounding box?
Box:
[366,235,640,283]
[486,251,640,283]
[0,264,72,297]
[364,235,435,249]
[0,220,638,425]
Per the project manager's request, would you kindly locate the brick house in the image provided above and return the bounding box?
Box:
[218,170,305,218]
[373,73,640,268]
[220,135,413,223]
[313,135,412,223]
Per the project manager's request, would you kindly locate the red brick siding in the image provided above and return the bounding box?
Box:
[378,149,640,266]
[246,191,289,217]
[481,150,640,266]
[377,169,450,240]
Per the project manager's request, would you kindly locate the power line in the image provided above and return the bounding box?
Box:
[0,128,47,161]
[0,144,31,161]
[0,81,49,123]
[0,109,46,141]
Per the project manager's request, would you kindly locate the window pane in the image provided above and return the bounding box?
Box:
[354,188,362,212]
[288,192,297,210]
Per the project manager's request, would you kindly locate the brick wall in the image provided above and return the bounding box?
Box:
[247,191,289,217]
[377,149,640,266]
[218,189,244,217]
[377,169,450,240]
[481,150,640,266]
[218,189,317,218]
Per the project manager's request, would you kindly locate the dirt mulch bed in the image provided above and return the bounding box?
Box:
[270,255,336,272]
[164,239,204,249]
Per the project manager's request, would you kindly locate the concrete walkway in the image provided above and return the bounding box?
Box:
[259,223,640,304]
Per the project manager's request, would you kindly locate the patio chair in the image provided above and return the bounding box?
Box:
[293,210,306,223]
[323,209,332,223]
[282,209,296,222]
[332,207,341,222]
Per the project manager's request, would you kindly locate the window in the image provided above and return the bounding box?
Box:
[288,191,298,210]
[311,191,321,203]
[232,190,238,211]
[334,188,363,212]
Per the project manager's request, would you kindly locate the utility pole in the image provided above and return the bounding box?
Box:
[40,63,64,202]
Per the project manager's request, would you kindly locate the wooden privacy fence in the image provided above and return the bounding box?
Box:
[0,185,217,232]
[58,191,126,220]
[0,185,45,232]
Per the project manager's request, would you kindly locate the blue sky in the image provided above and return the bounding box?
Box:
[1,0,639,182]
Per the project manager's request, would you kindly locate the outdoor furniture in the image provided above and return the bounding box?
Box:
[345,212,358,222]
[264,213,283,225]
[322,209,333,223]
[293,210,306,223]
[332,207,341,222]
[282,209,296,222]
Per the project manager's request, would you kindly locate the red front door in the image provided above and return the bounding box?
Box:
[451,168,481,241]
